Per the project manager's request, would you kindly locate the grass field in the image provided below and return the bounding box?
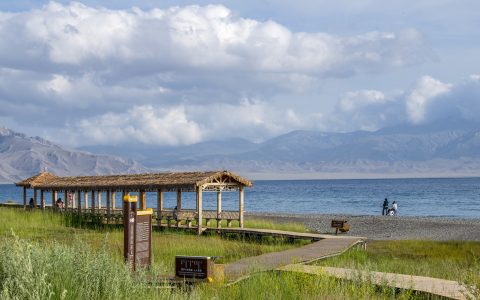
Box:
[0,207,478,299]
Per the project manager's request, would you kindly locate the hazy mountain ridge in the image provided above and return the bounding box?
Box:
[122,119,480,178]
[0,126,148,183]
[2,119,480,182]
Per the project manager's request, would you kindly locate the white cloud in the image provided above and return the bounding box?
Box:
[74,105,203,146]
[406,76,452,123]
[0,2,438,146]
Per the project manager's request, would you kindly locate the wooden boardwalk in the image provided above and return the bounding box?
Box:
[224,236,365,281]
[279,264,473,300]
[209,227,354,242]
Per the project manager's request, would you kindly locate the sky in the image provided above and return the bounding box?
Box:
[0,1,479,147]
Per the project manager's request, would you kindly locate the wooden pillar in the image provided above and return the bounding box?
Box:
[157,189,163,226]
[139,190,146,210]
[176,189,182,210]
[23,187,27,209]
[217,191,222,228]
[52,191,57,210]
[239,186,244,228]
[111,191,116,210]
[83,191,91,213]
[72,191,76,209]
[64,190,68,209]
[33,189,37,208]
[106,190,111,221]
[97,192,102,209]
[40,190,45,210]
[77,191,82,213]
[196,186,203,235]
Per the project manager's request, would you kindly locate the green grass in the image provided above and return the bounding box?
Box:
[1,207,478,299]
[244,218,309,233]
[316,240,480,282]
[0,208,299,273]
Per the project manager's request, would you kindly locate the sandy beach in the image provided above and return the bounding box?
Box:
[246,212,480,241]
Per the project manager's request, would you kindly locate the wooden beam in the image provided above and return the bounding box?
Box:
[111,191,116,210]
[52,191,56,210]
[217,191,222,229]
[91,191,95,213]
[72,191,76,209]
[139,190,146,210]
[33,189,37,208]
[106,190,111,221]
[97,192,102,209]
[157,189,163,226]
[77,191,82,213]
[64,190,68,209]
[84,191,89,210]
[176,189,181,210]
[40,190,45,210]
[239,186,244,228]
[23,187,27,209]
[196,186,203,235]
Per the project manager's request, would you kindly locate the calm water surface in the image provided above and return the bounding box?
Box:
[1,177,479,218]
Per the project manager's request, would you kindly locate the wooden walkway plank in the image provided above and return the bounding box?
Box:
[224,237,364,280]
[279,264,473,300]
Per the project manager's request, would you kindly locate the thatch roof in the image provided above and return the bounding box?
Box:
[16,170,252,192]
[15,171,58,187]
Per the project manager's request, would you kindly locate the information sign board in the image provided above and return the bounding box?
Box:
[175,256,213,279]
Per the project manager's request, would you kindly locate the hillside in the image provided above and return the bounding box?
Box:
[0,127,148,183]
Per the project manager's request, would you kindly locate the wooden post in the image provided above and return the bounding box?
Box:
[106,190,111,222]
[52,191,56,210]
[33,189,37,208]
[77,191,82,213]
[217,191,222,228]
[157,189,163,226]
[139,190,146,210]
[239,186,244,228]
[111,191,116,210]
[91,191,95,213]
[196,186,203,235]
[84,191,89,210]
[176,189,182,210]
[97,192,102,209]
[72,191,76,209]
[64,190,68,209]
[40,190,45,210]
[23,187,27,209]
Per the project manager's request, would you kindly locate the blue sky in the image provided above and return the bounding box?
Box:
[0,1,479,146]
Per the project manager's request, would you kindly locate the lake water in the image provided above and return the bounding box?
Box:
[1,177,479,218]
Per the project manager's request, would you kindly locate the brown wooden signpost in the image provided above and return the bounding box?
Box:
[123,194,152,271]
[331,219,350,234]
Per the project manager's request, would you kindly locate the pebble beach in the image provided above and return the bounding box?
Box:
[246,212,480,241]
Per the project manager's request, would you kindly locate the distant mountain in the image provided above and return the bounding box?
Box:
[3,118,480,182]
[79,118,480,179]
[0,127,148,183]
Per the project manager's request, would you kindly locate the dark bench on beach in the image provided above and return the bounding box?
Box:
[331,219,349,234]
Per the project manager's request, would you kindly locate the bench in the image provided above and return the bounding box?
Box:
[331,219,350,234]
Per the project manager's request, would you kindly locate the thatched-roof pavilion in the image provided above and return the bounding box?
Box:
[16,170,253,234]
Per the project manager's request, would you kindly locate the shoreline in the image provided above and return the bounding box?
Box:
[245,212,480,241]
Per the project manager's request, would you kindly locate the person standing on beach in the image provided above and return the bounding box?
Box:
[382,198,389,215]
[392,201,398,215]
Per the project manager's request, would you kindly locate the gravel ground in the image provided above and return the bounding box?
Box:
[245,212,480,241]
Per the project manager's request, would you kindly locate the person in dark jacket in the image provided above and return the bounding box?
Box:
[382,198,389,215]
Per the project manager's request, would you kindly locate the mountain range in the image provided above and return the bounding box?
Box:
[0,127,147,183]
[1,117,480,183]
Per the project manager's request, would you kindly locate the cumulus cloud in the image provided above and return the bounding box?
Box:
[406,76,452,123]
[322,74,480,132]
[0,1,435,146]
